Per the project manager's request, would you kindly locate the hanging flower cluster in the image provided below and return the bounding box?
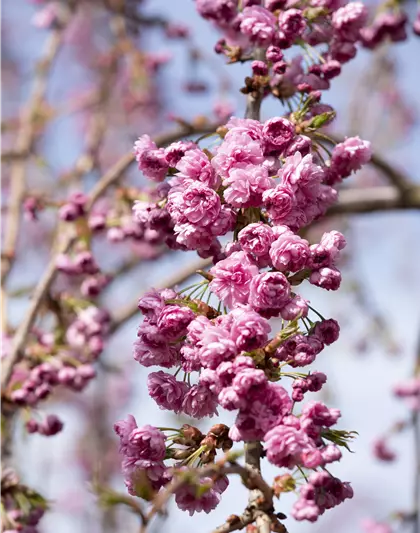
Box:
[114,105,370,520]
[6,304,110,435]
[196,0,419,94]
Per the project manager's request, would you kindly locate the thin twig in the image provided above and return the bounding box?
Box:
[1,8,72,287]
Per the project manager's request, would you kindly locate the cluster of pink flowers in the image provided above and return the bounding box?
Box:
[116,108,372,518]
[133,115,370,263]
[196,0,419,93]
[292,470,353,522]
[110,0,378,522]
[8,305,110,435]
[372,375,420,464]
[393,376,420,411]
[113,415,230,515]
[195,0,370,94]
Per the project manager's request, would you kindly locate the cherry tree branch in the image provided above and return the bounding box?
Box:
[138,460,273,533]
[1,121,220,391]
[243,48,272,533]
[328,185,420,214]
[1,6,73,287]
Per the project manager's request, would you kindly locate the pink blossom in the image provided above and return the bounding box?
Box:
[229,383,292,441]
[301,401,341,432]
[332,2,368,42]
[292,472,353,522]
[373,438,396,462]
[249,272,291,316]
[165,141,196,167]
[138,288,177,324]
[309,230,346,269]
[199,326,238,369]
[134,135,169,182]
[280,152,324,191]
[280,294,309,321]
[216,356,256,389]
[270,230,310,272]
[209,206,236,237]
[186,315,212,345]
[167,181,221,226]
[310,267,342,290]
[263,117,295,154]
[147,371,189,413]
[123,457,169,493]
[230,308,271,351]
[238,223,275,257]
[263,185,294,224]
[266,45,284,62]
[156,305,195,340]
[239,6,277,45]
[175,473,228,515]
[114,414,138,455]
[322,444,342,464]
[285,135,312,157]
[128,425,166,461]
[209,251,259,308]
[223,165,273,208]
[213,100,235,121]
[251,60,268,76]
[232,368,267,396]
[175,148,220,189]
[225,117,263,140]
[195,0,238,27]
[32,4,59,28]
[278,9,307,44]
[182,383,218,418]
[173,223,214,251]
[393,377,420,398]
[313,319,340,345]
[276,334,318,367]
[134,325,179,368]
[264,424,312,468]
[330,136,372,178]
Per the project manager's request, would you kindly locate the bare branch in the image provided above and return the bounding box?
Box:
[328,185,420,215]
[1,8,73,287]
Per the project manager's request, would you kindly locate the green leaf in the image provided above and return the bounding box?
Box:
[308,111,336,129]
